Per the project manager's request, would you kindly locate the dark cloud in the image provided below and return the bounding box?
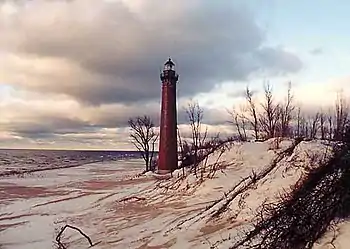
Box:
[84,101,230,129]
[87,103,161,128]
[253,47,303,75]
[1,0,303,105]
[1,116,93,139]
[0,1,306,148]
[0,100,232,149]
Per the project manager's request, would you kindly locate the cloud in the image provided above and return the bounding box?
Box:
[0,100,90,139]
[310,48,324,56]
[0,88,232,146]
[0,0,303,106]
[0,0,306,148]
[1,75,349,149]
[0,94,234,149]
[253,47,303,75]
[226,89,248,99]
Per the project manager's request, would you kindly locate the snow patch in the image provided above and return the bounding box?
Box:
[0,139,339,249]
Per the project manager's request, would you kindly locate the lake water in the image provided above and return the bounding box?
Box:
[0,149,145,177]
[0,150,150,249]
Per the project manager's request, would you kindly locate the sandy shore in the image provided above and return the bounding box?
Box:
[0,142,289,249]
[0,159,153,249]
[2,140,347,249]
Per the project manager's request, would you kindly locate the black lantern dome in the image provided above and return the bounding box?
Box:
[160,58,179,82]
[164,58,175,71]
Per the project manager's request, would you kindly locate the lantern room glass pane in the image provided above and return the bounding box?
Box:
[164,64,172,71]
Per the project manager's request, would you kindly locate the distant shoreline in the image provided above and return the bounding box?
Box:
[0,160,106,178]
[0,148,159,153]
[0,149,152,178]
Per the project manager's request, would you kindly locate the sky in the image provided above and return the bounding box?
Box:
[0,0,349,150]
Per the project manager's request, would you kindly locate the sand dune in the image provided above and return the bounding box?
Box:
[1,140,349,248]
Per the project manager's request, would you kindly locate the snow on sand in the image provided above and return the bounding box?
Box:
[1,140,345,249]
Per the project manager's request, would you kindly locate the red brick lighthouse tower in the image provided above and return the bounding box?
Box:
[158,58,179,174]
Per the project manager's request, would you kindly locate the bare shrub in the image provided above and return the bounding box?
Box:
[227,107,248,142]
[267,137,282,150]
[231,130,350,249]
[203,136,235,179]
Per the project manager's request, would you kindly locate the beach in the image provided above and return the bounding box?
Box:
[1,140,350,248]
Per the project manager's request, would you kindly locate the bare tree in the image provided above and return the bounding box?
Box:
[227,107,247,142]
[328,110,333,140]
[297,109,310,138]
[128,116,158,172]
[259,82,281,139]
[185,101,208,175]
[279,82,295,137]
[334,91,349,140]
[245,86,259,140]
[310,112,320,139]
[320,111,326,140]
[296,106,302,138]
[304,117,310,138]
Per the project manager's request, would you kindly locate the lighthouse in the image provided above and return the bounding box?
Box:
[157,58,179,174]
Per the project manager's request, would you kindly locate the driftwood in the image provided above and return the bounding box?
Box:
[56,224,94,249]
[118,196,146,202]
